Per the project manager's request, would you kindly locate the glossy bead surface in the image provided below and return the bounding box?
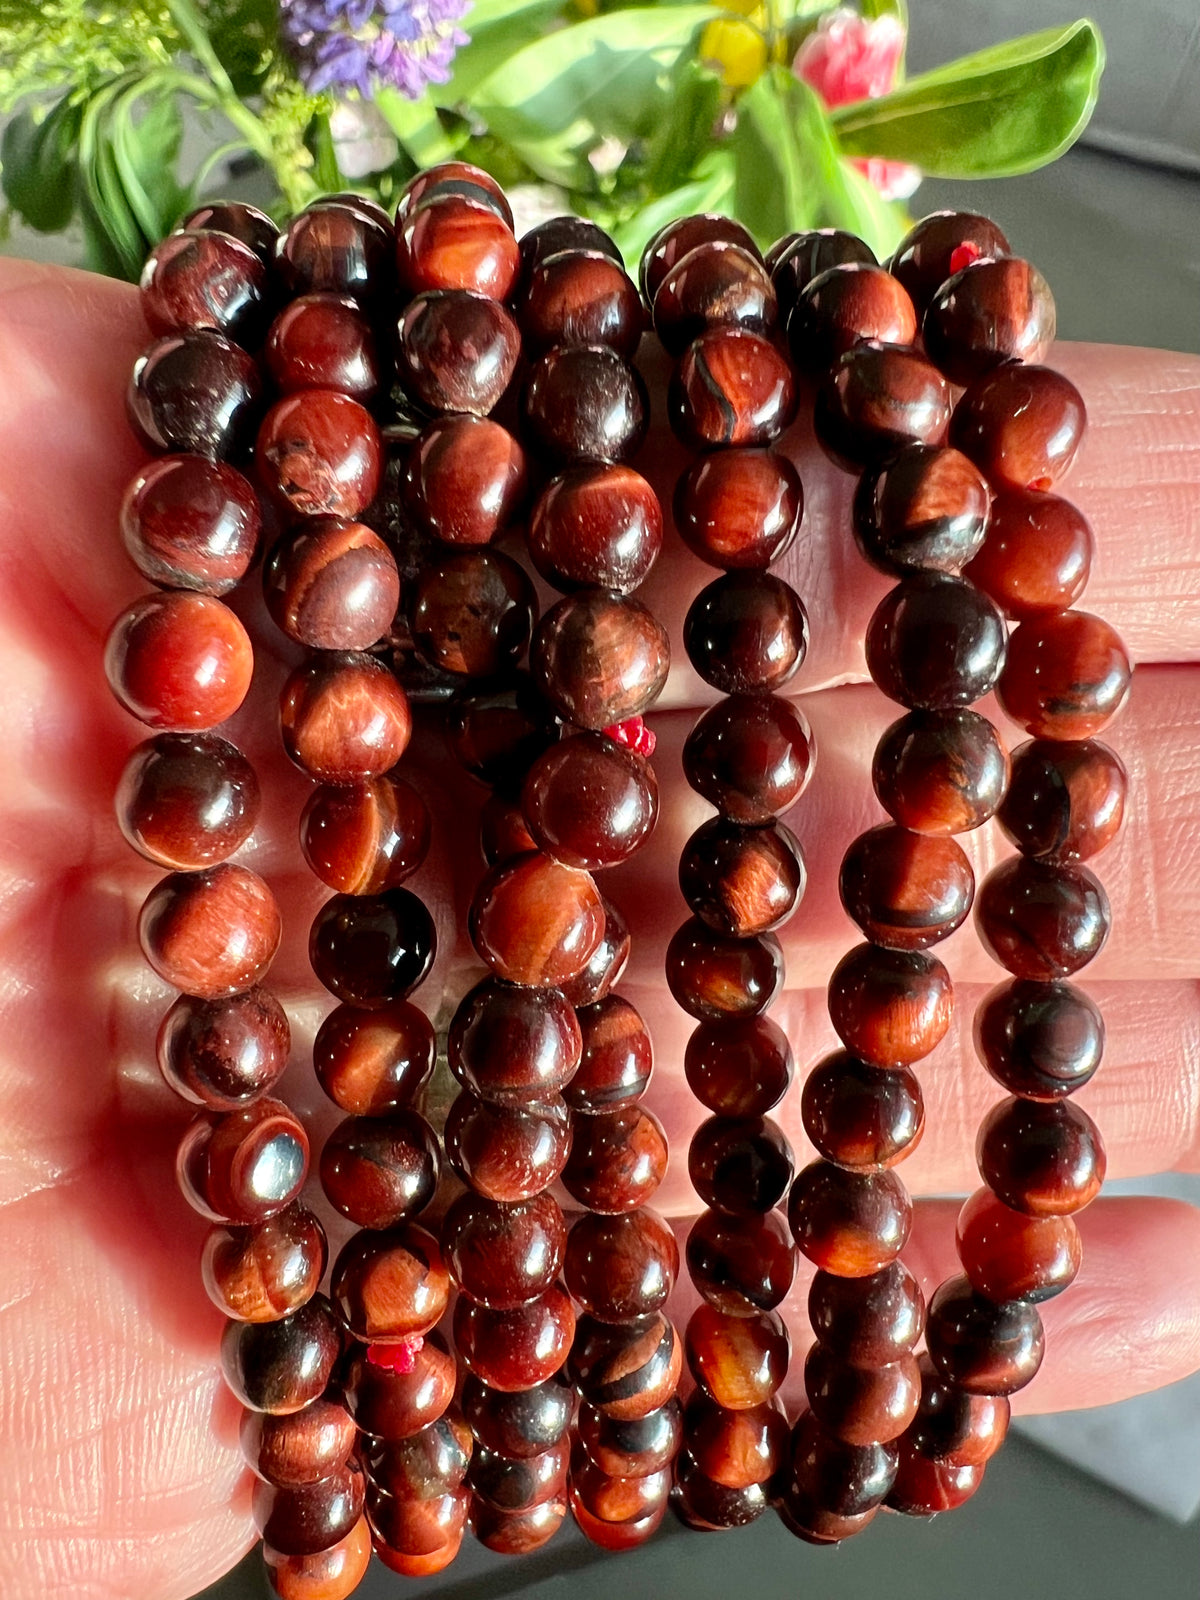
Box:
[221,1294,341,1413]
[789,1411,899,1517]
[815,343,950,470]
[839,823,974,950]
[684,1015,793,1116]
[180,200,278,260]
[397,162,513,227]
[999,738,1126,864]
[300,774,429,895]
[889,211,1011,316]
[565,1207,678,1322]
[444,677,559,788]
[320,1109,440,1228]
[331,1223,449,1342]
[266,292,379,400]
[158,986,290,1109]
[828,943,953,1067]
[470,1439,570,1512]
[117,732,259,869]
[528,463,661,593]
[241,1396,358,1487]
[951,364,1086,492]
[957,1186,1081,1302]
[444,1091,571,1202]
[924,256,1054,384]
[683,694,814,823]
[567,995,653,1113]
[789,263,917,368]
[674,1452,770,1528]
[280,653,411,783]
[257,390,382,520]
[689,1115,793,1214]
[571,1494,667,1550]
[568,1312,682,1420]
[778,1484,876,1546]
[673,448,802,570]
[264,519,398,650]
[449,978,581,1101]
[809,1262,925,1365]
[404,415,526,547]
[313,1000,435,1114]
[140,864,281,997]
[277,203,393,301]
[396,289,520,416]
[523,345,648,463]
[685,1304,789,1410]
[454,1282,575,1392]
[801,1053,923,1169]
[973,978,1104,1100]
[470,851,604,986]
[853,444,990,576]
[866,572,1006,709]
[561,1104,668,1214]
[577,1398,683,1477]
[105,592,253,730]
[532,590,670,729]
[409,548,536,678]
[872,708,1008,835]
[373,1529,462,1578]
[397,193,518,299]
[685,1394,787,1488]
[548,894,626,1010]
[479,792,537,865]
[925,1274,1045,1395]
[771,229,877,316]
[787,1160,913,1276]
[669,328,796,450]
[886,1443,984,1516]
[470,1495,565,1554]
[641,213,760,302]
[684,573,809,696]
[686,1207,796,1315]
[653,243,776,356]
[442,1191,566,1309]
[310,888,435,1007]
[127,331,261,459]
[365,1409,473,1497]
[343,1336,456,1440]
[572,1457,669,1523]
[120,454,260,593]
[519,216,620,279]
[679,818,806,937]
[202,1203,326,1321]
[520,249,642,358]
[964,487,1093,618]
[975,857,1110,981]
[665,918,784,1022]
[253,1463,366,1557]
[522,733,658,870]
[263,1518,371,1600]
[998,610,1131,739]
[803,1343,921,1445]
[976,1095,1105,1217]
[909,1353,1009,1467]
[460,1373,573,1459]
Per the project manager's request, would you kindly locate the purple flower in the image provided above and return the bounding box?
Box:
[281,0,471,100]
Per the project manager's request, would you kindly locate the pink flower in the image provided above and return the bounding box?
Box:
[794,8,920,201]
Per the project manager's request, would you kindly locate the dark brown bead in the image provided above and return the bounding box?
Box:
[397,290,520,416]
[674,1451,771,1528]
[520,250,643,358]
[685,1304,789,1409]
[117,732,259,870]
[522,734,658,871]
[444,677,559,788]
[951,364,1086,491]
[886,1441,984,1516]
[528,463,662,593]
[531,589,670,729]
[839,823,974,950]
[105,591,253,730]
[688,1116,794,1214]
[684,573,809,696]
[397,163,513,228]
[253,1462,366,1557]
[404,415,526,548]
[277,204,393,302]
[577,1397,683,1477]
[778,1482,876,1546]
[480,791,537,864]
[957,1186,1081,1303]
[523,345,648,464]
[673,447,803,570]
[641,213,760,302]
[470,1438,570,1511]
[815,343,950,470]
[669,328,796,450]
[264,518,398,650]
[442,1191,566,1309]
[964,487,1093,619]
[331,1223,449,1342]
[313,1000,435,1115]
[520,216,620,281]
[975,857,1110,981]
[256,390,381,520]
[300,774,430,896]
[266,293,379,401]
[568,1312,682,1420]
[790,263,917,369]
[202,1203,326,1322]
[364,1409,473,1497]
[366,1479,469,1554]
[140,864,280,997]
[449,978,581,1102]
[683,695,814,823]
[853,444,990,575]
[566,995,652,1114]
[180,200,278,262]
[557,892,625,1008]
[889,211,1011,317]
[998,610,1131,740]
[801,1053,924,1170]
[158,986,290,1110]
[126,331,262,459]
[320,1110,440,1229]
[344,1335,456,1440]
[809,1261,925,1364]
[685,1016,793,1116]
[772,229,877,317]
[561,1104,668,1214]
[454,1282,575,1391]
[444,1090,571,1202]
[973,978,1104,1100]
[789,1410,899,1516]
[409,548,536,678]
[925,1273,1045,1395]
[686,1207,796,1315]
[924,256,1054,385]
[828,943,953,1068]
[679,817,806,937]
[221,1294,341,1413]
[470,851,604,987]
[685,1393,787,1489]
[665,918,784,1022]
[653,243,776,356]
[999,738,1126,865]
[564,1207,678,1322]
[373,1527,462,1577]
[460,1373,573,1459]
[804,1343,920,1445]
[280,653,411,784]
[571,1458,669,1523]
[397,193,518,299]
[470,1494,566,1554]
[872,708,1009,835]
[977,1094,1105,1217]
[788,1160,913,1277]
[120,454,260,593]
[241,1395,358,1487]
[908,1353,1010,1466]
[866,572,1006,709]
[309,888,436,1007]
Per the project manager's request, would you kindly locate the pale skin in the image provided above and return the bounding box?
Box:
[1,255,1199,1600]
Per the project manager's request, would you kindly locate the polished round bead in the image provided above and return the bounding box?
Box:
[674,1452,771,1528]
[839,824,974,950]
[460,1373,573,1459]
[442,1191,566,1309]
[266,292,379,400]
[313,1000,435,1114]
[264,519,398,650]
[276,203,393,301]
[373,1527,463,1578]
[279,653,411,783]
[454,1282,575,1391]
[789,263,917,369]
[771,229,877,317]
[531,590,669,729]
[404,415,526,547]
[689,1115,793,1214]
[444,676,559,788]
[444,1090,571,1202]
[977,1095,1105,1217]
[653,242,776,356]
[522,733,658,871]
[924,256,1055,384]
[951,364,1086,491]
[469,851,604,986]
[565,1208,678,1323]
[684,572,810,695]
[673,448,803,570]
[241,1395,358,1488]
[679,817,806,937]
[803,1343,921,1446]
[202,1204,326,1322]
[665,918,784,1022]
[563,896,632,1012]
[685,1303,789,1410]
[641,213,760,302]
[909,1352,1010,1467]
[669,328,796,449]
[998,610,1131,740]
[523,345,648,463]
[567,995,654,1113]
[331,1222,448,1342]
[853,444,990,575]
[561,1104,668,1214]
[396,290,520,416]
[685,1393,788,1489]
[141,864,280,997]
[577,1398,683,1477]
[397,162,513,227]
[364,1409,473,1498]
[469,1494,565,1554]
[449,978,581,1101]
[253,1462,366,1557]
[957,1186,1081,1302]
[105,592,253,730]
[683,694,814,823]
[684,1015,793,1116]
[865,572,1007,709]
[396,193,518,299]
[257,390,382,520]
[965,487,1093,618]
[999,738,1126,864]
[809,1261,925,1365]
[343,1336,456,1439]
[872,708,1009,835]
[789,1410,899,1517]
[520,249,642,358]
[300,774,430,895]
[519,216,620,280]
[973,978,1104,1100]
[410,548,536,678]
[571,1457,669,1523]
[788,1160,912,1276]
[310,888,434,1009]
[886,1442,985,1516]
[117,732,259,869]
[320,1110,440,1228]
[827,943,953,1067]
[180,200,278,261]
[479,792,537,865]
[528,463,662,593]
[120,454,260,593]
[158,986,290,1109]
[975,856,1110,980]
[572,1492,667,1551]
[925,1274,1045,1395]
[815,343,950,470]
[801,1053,923,1170]
[568,1312,682,1420]
[889,211,1011,316]
[126,331,261,459]
[263,1519,371,1600]
[221,1294,341,1414]
[178,1098,308,1224]
[470,1438,570,1512]
[778,1483,877,1546]
[686,1207,795,1315]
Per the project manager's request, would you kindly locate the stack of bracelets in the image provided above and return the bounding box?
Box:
[103,166,1130,1594]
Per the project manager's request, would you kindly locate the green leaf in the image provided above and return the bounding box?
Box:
[1,96,82,231]
[205,0,281,96]
[376,88,460,167]
[831,20,1104,177]
[109,82,189,249]
[609,151,734,266]
[640,54,723,197]
[77,79,145,279]
[438,0,568,101]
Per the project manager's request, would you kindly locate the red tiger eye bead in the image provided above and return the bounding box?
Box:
[561,1103,669,1213]
[675,1452,771,1528]
[532,590,670,729]
[998,610,1131,740]
[470,1494,566,1554]
[263,1517,372,1600]
[397,290,520,416]
[158,986,290,1109]
[951,364,1087,492]
[839,824,974,950]
[571,1458,669,1523]
[853,444,990,576]
[410,548,537,678]
[373,1529,463,1578]
[520,216,620,279]
[364,1409,473,1497]
[684,572,810,696]
[444,1090,572,1202]
[789,263,917,369]
[683,694,814,823]
[470,851,604,987]
[669,328,796,449]
[520,249,643,359]
[567,994,654,1113]
[975,856,1110,980]
[679,817,806,937]
[444,676,559,788]
[180,200,278,261]
[909,1353,1009,1467]
[523,345,649,464]
[808,1261,925,1364]
[241,1395,358,1487]
[866,572,1007,709]
[442,1191,566,1309]
[568,1312,682,1420]
[788,1160,913,1277]
[221,1294,342,1414]
[685,1393,788,1488]
[310,888,435,1008]
[343,1335,456,1439]
[480,791,538,865]
[179,1097,309,1224]
[117,732,260,869]
[888,211,1011,316]
[956,1186,1082,1302]
[522,733,658,871]
[266,292,379,400]
[965,487,1094,618]
[778,1483,876,1546]
[803,1343,921,1445]
[886,1441,985,1516]
[397,193,519,299]
[815,343,951,470]
[789,1410,899,1517]
[404,415,527,547]
[529,463,662,593]
[448,978,582,1101]
[801,1053,924,1170]
[872,708,1009,835]
[460,1373,573,1459]
[202,1203,326,1321]
[397,161,513,228]
[264,518,398,650]
[469,1438,570,1512]
[973,978,1104,1101]
[564,1207,678,1322]
[673,447,803,570]
[319,1109,440,1228]
[688,1115,794,1214]
[827,943,953,1067]
[331,1222,449,1342]
[976,1095,1105,1217]
[120,453,261,594]
[925,1274,1045,1395]
[652,242,776,356]
[280,653,411,783]
[771,229,877,317]
[300,774,430,895]
[105,591,253,730]
[277,203,393,302]
[254,1459,367,1558]
[641,213,760,301]
[665,918,785,1021]
[257,390,382,520]
[684,1015,794,1116]
[685,1303,789,1409]
[140,863,281,997]
[998,738,1126,863]
[313,999,435,1115]
[454,1282,575,1391]
[127,331,262,459]
[560,890,631,1009]
[923,256,1055,384]
[577,1397,683,1477]
[686,1207,796,1315]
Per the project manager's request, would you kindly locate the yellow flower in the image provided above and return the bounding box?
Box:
[700,13,767,88]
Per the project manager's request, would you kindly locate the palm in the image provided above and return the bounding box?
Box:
[1,258,1198,1600]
